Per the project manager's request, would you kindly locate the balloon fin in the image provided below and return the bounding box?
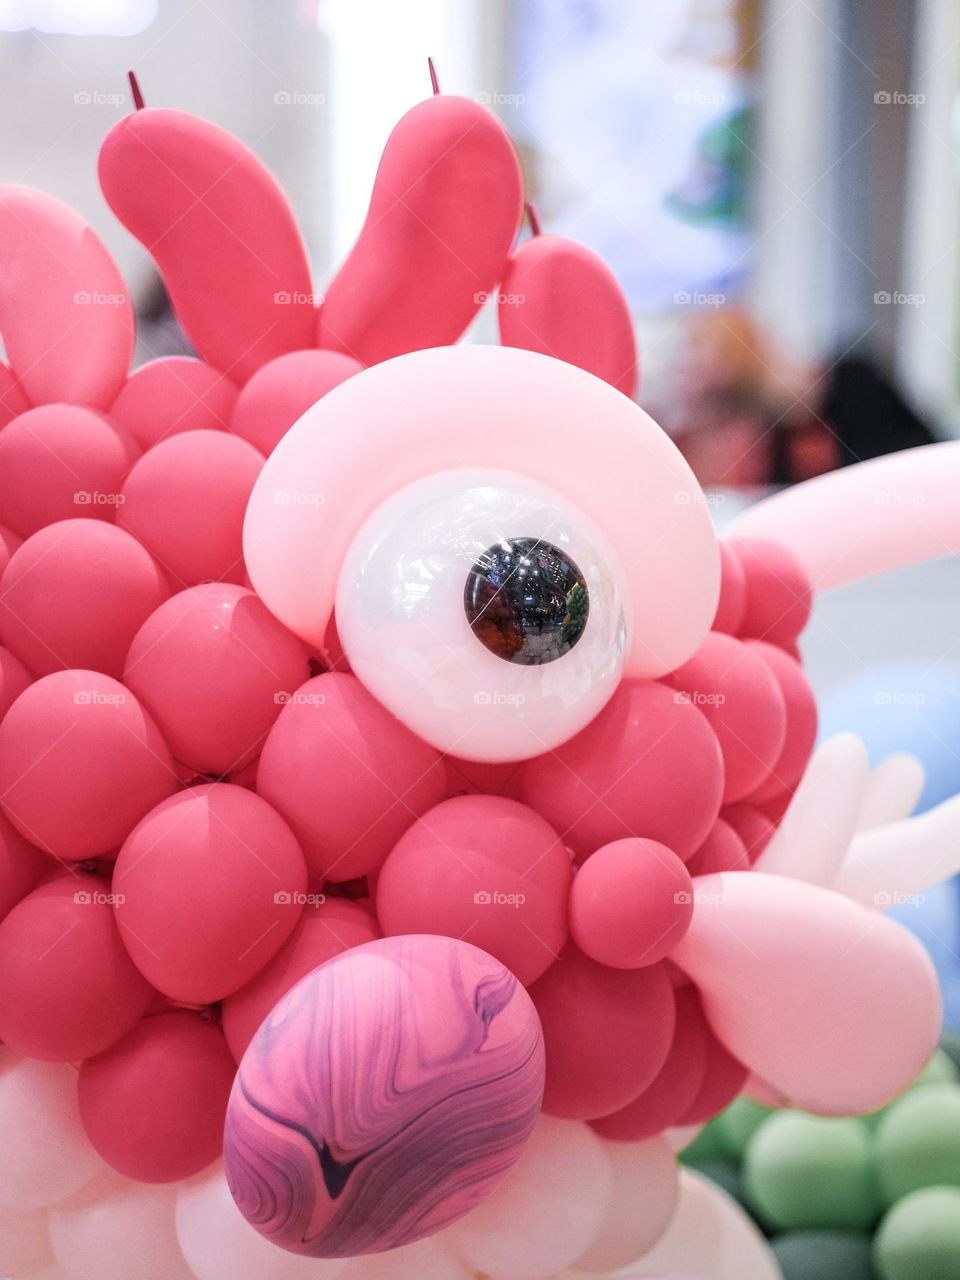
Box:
[834,792,960,906]
[855,752,926,832]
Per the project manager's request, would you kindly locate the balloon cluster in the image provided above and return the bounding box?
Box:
[684,1040,960,1280]
[0,61,956,1280]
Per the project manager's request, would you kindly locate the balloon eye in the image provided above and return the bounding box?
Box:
[464,538,589,665]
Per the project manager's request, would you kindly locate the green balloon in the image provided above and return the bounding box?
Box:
[679,1119,727,1167]
[875,1083,960,1206]
[918,1049,960,1088]
[714,1097,775,1159]
[743,1112,879,1231]
[939,1032,960,1073]
[693,1157,743,1204]
[773,1230,874,1280]
[874,1186,960,1280]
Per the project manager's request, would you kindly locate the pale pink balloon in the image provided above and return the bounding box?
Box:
[447,1116,613,1280]
[670,872,941,1114]
[119,430,264,586]
[230,349,362,456]
[0,520,168,678]
[48,1177,195,1280]
[575,1136,679,1272]
[111,357,238,447]
[0,1201,54,1277]
[244,345,719,680]
[0,1050,106,1209]
[0,406,139,540]
[339,1238,469,1280]
[0,670,177,860]
[0,187,134,408]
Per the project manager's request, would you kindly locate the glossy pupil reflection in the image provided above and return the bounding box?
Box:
[464,537,590,665]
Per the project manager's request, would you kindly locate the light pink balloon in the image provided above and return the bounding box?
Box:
[338,1238,469,1280]
[575,1136,679,1272]
[245,345,719,680]
[49,1177,195,1280]
[111,357,238,447]
[670,871,941,1114]
[0,1202,54,1277]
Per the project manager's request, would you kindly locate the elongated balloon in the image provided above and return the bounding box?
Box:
[729,440,960,589]
[317,72,523,364]
[671,872,940,1114]
[855,753,925,832]
[0,187,133,407]
[834,792,960,906]
[754,733,869,885]
[99,78,314,382]
[498,209,638,397]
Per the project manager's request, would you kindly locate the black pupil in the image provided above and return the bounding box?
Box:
[464,538,589,665]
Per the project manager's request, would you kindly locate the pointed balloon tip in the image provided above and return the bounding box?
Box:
[427,57,440,96]
[524,202,542,237]
[127,70,145,111]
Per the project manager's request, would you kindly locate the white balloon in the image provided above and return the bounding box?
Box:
[175,1164,346,1280]
[0,1050,105,1209]
[0,1202,54,1277]
[446,1116,613,1280]
[754,734,868,885]
[834,792,960,907]
[634,1169,781,1279]
[575,1136,678,1272]
[855,753,925,831]
[339,1236,470,1280]
[49,1176,194,1280]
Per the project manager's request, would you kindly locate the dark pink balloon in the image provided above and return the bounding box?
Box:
[0,872,153,1061]
[0,670,177,860]
[0,520,168,678]
[720,803,776,863]
[222,897,380,1060]
[0,363,29,427]
[119,430,264,587]
[520,681,724,861]
[731,537,813,647]
[377,795,572,986]
[677,992,749,1125]
[685,817,750,877]
[0,646,31,719]
[111,356,238,447]
[0,524,21,576]
[79,1010,236,1182]
[0,811,47,921]
[230,349,362,456]
[530,944,675,1120]
[746,641,818,802]
[114,783,307,1003]
[257,673,446,882]
[0,405,138,539]
[712,541,747,634]
[569,837,693,969]
[664,632,787,803]
[123,584,311,776]
[591,986,708,1141]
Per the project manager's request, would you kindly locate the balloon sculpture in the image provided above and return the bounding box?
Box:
[0,62,958,1280]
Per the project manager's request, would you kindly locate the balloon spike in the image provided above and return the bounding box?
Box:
[525,202,542,237]
[428,56,440,95]
[128,70,145,111]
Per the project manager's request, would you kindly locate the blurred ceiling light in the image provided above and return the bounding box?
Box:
[0,0,157,36]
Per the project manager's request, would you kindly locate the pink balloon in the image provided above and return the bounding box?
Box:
[0,405,138,539]
[591,986,708,1142]
[99,107,315,383]
[111,356,238,447]
[0,872,153,1061]
[576,1135,680,1272]
[685,818,750,877]
[671,872,941,1114]
[317,91,522,366]
[124,584,311,776]
[712,542,747,635]
[244,345,719,682]
[0,520,168,678]
[79,1011,236,1183]
[530,945,675,1120]
[569,838,693,969]
[222,897,380,1061]
[0,645,31,719]
[677,995,749,1125]
[114,783,307,1003]
[0,1200,54,1277]
[0,812,47,923]
[0,523,21,575]
[230,349,363,456]
[730,537,812,647]
[663,633,787,803]
[720,803,776,863]
[0,363,29,428]
[377,794,572,985]
[119,430,264,587]
[0,187,133,408]
[0,670,177,860]
[521,681,724,861]
[256,672,446,882]
[745,641,818,802]
[498,230,638,397]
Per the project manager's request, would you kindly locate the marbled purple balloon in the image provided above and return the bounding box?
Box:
[223,933,545,1257]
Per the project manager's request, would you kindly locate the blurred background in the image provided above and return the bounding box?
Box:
[2,0,960,1005]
